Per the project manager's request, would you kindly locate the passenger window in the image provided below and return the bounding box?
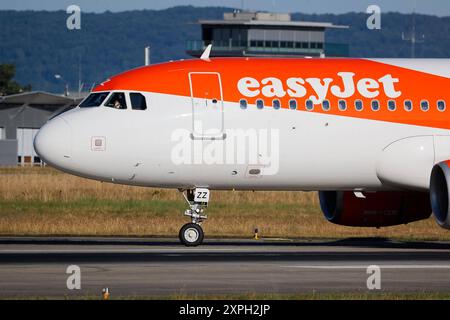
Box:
[388,100,396,111]
[289,99,297,110]
[256,99,264,109]
[105,92,127,109]
[305,99,314,111]
[404,100,413,112]
[240,99,247,109]
[338,100,347,111]
[438,100,446,112]
[322,100,330,111]
[272,99,281,110]
[355,100,363,111]
[130,93,147,110]
[421,100,429,112]
[371,100,380,111]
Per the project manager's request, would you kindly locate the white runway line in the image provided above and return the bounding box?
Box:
[0,248,271,253]
[281,265,450,269]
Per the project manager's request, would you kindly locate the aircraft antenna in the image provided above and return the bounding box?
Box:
[200,44,212,61]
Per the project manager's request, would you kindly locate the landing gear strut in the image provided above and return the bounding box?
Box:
[178,188,210,246]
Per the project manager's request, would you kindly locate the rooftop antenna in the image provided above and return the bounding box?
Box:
[78,54,83,96]
[402,0,424,58]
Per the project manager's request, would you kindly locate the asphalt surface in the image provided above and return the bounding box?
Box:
[1,237,450,297]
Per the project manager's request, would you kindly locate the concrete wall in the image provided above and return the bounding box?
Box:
[0,139,18,166]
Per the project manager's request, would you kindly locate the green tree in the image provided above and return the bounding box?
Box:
[0,64,31,96]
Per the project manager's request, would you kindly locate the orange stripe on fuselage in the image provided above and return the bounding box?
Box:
[94,58,450,130]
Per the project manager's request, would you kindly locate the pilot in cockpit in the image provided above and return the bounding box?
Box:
[113,99,122,109]
[105,92,126,109]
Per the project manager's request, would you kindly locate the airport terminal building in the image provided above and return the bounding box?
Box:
[187,11,349,58]
[0,92,82,166]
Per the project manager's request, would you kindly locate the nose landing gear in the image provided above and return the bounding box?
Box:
[179,223,204,247]
[178,188,210,246]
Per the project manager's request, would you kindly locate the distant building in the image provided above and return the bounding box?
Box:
[0,91,83,166]
[187,11,349,58]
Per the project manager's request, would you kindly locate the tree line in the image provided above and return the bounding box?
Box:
[0,6,448,93]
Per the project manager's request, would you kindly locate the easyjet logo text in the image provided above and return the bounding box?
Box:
[237,72,401,104]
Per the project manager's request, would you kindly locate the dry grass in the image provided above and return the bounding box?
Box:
[5,292,450,300]
[148,292,450,300]
[0,166,449,240]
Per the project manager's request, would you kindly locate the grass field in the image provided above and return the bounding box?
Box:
[1,166,449,240]
[3,292,450,300]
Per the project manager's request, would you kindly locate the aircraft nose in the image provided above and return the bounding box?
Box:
[34,116,72,167]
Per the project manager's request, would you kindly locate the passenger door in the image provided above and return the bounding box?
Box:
[189,72,224,139]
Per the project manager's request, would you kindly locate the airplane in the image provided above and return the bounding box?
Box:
[34,46,450,246]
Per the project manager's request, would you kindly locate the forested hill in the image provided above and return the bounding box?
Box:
[0,6,449,92]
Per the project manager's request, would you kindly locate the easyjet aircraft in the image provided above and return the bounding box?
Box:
[34,46,450,246]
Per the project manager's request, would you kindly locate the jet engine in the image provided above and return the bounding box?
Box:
[319,191,431,227]
[430,161,450,229]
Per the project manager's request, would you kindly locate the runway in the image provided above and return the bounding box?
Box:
[1,237,450,297]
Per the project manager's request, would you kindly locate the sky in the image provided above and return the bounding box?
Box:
[0,0,449,16]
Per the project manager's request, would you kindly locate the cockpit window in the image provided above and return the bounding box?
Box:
[105,92,127,109]
[130,93,147,110]
[79,92,110,108]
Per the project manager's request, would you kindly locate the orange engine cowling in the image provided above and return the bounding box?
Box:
[318,191,432,227]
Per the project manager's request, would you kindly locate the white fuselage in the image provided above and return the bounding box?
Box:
[34,92,450,191]
[33,58,450,192]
